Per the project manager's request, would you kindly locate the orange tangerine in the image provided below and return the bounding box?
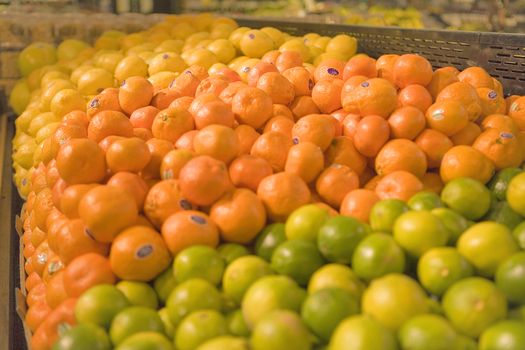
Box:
[284,141,324,183]
[193,124,240,164]
[130,106,159,129]
[506,95,520,114]
[312,79,343,114]
[457,66,494,89]
[263,116,295,136]
[342,78,398,118]
[86,89,124,120]
[291,113,335,151]
[56,138,106,185]
[219,81,248,105]
[195,76,229,97]
[250,131,293,172]
[118,76,154,115]
[106,137,151,173]
[375,170,424,201]
[170,96,195,110]
[325,136,367,176]
[25,301,52,333]
[133,127,153,141]
[343,55,377,80]
[247,61,278,87]
[160,149,194,180]
[476,87,506,118]
[472,128,522,170]
[415,129,453,169]
[194,100,235,129]
[282,66,314,97]
[143,179,192,229]
[316,164,359,209]
[481,114,519,134]
[261,50,281,66]
[340,189,379,223]
[450,122,482,146]
[397,84,432,112]
[426,67,460,100]
[231,87,273,128]
[376,54,399,83]
[440,145,495,184]
[229,155,273,192]
[314,58,345,82]
[436,82,482,122]
[175,130,197,151]
[354,115,390,158]
[388,106,426,140]
[107,171,149,208]
[234,124,260,156]
[151,107,195,143]
[273,104,294,120]
[342,113,361,140]
[290,96,321,120]
[256,72,295,105]
[425,100,469,136]
[421,172,444,193]
[63,253,115,297]
[393,54,433,88]
[375,139,428,178]
[275,51,303,72]
[170,70,200,96]
[151,88,182,110]
[508,96,525,130]
[88,110,134,142]
[141,138,175,180]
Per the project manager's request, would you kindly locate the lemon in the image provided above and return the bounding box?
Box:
[40,71,70,89]
[279,39,311,62]
[210,23,236,40]
[326,34,358,60]
[126,43,156,56]
[261,27,285,47]
[57,39,90,61]
[229,27,250,51]
[9,79,31,115]
[184,48,219,70]
[50,88,86,117]
[155,39,184,53]
[207,39,236,64]
[35,122,60,144]
[27,112,60,137]
[235,58,259,82]
[171,23,195,40]
[148,71,178,91]
[40,79,75,110]
[240,30,275,58]
[77,68,115,95]
[314,36,331,50]
[17,42,57,77]
[114,56,148,82]
[13,139,37,169]
[70,65,95,85]
[148,52,187,75]
[94,51,125,73]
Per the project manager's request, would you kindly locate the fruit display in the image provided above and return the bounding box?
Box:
[8,11,525,350]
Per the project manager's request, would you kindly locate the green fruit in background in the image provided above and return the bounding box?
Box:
[352,233,405,282]
[174,245,225,285]
[116,281,159,310]
[512,221,525,249]
[329,315,399,350]
[255,223,286,261]
[115,332,173,350]
[285,204,330,241]
[483,200,523,229]
[508,305,525,321]
[442,277,507,338]
[9,79,31,115]
[417,247,473,297]
[317,215,368,264]
[271,239,325,286]
[158,308,175,339]
[52,324,111,350]
[18,42,57,77]
[507,172,525,216]
[488,167,522,201]
[457,221,518,277]
[109,307,165,345]
[250,310,312,350]
[175,310,228,350]
[308,263,365,301]
[153,266,177,305]
[430,207,469,244]
[408,191,444,211]
[369,199,408,233]
[362,273,429,331]
[495,252,525,305]
[441,177,491,220]
[197,336,250,350]
[226,309,250,337]
[479,320,525,350]
[398,314,457,350]
[301,288,359,342]
[217,243,250,265]
[75,284,130,329]
[454,335,477,350]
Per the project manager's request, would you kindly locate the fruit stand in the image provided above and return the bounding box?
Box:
[4,4,525,350]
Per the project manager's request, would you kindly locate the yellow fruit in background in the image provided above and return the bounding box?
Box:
[9,79,31,115]
[57,39,90,61]
[261,27,285,47]
[148,52,187,75]
[210,23,236,39]
[184,48,219,70]
[70,65,95,85]
[314,52,348,65]
[190,12,215,31]
[313,36,331,51]
[27,112,60,137]
[17,42,57,77]
[236,58,260,82]
[12,133,33,151]
[213,17,238,29]
[155,39,184,53]
[303,33,321,46]
[207,39,236,64]
[147,30,171,45]
[308,46,323,62]
[77,68,115,95]
[35,122,60,144]
[240,30,274,58]
[94,31,125,51]
[208,63,228,75]
[171,23,195,40]
[114,55,148,82]
[94,51,125,73]
[12,138,36,169]
[40,71,70,89]
[127,43,156,56]
[13,167,31,198]
[138,51,156,63]
[229,27,250,51]
[280,39,311,62]
[148,71,179,91]
[194,39,214,50]
[15,109,39,134]
[40,79,75,110]
[325,34,357,60]
[228,56,250,71]
[50,88,86,117]
[121,32,147,52]
[185,32,211,48]
[27,65,69,91]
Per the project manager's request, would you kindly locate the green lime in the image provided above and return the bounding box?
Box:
[442,277,507,338]
[174,245,225,285]
[351,233,405,282]
[479,320,525,350]
[116,281,159,309]
[441,177,491,220]
[153,266,176,305]
[166,278,222,326]
[454,335,477,350]
[512,221,525,249]
[457,221,518,277]
[242,275,306,328]
[115,332,173,350]
[362,273,429,331]
[222,255,274,305]
[158,308,175,339]
[393,211,449,258]
[175,310,228,350]
[328,315,399,350]
[483,200,523,229]
[285,204,330,241]
[250,310,312,350]
[196,336,249,350]
[317,215,367,264]
[301,288,359,342]
[408,191,444,211]
[488,167,522,201]
[75,284,130,329]
[52,324,110,350]
[508,305,525,321]
[369,199,409,233]
[217,243,250,265]
[417,247,473,297]
[495,252,525,305]
[109,307,165,345]
[427,297,444,316]
[430,208,469,244]
[255,223,286,261]
[271,239,325,286]
[398,314,457,350]
[226,309,250,337]
[308,264,365,301]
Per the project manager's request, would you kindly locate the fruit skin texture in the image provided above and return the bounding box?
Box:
[507,172,525,216]
[495,252,525,304]
[479,320,525,350]
[250,310,312,350]
[328,315,399,350]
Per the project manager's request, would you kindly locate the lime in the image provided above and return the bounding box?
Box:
[479,320,525,350]
[488,167,522,201]
[242,275,306,328]
[301,288,359,342]
[308,264,365,301]
[508,173,525,216]
[109,307,165,345]
[115,332,173,350]
[328,315,399,350]
[408,192,445,211]
[158,308,175,339]
[398,314,457,350]
[271,239,325,286]
[417,247,473,297]
[512,221,525,249]
[52,324,110,350]
[454,335,477,350]
[255,223,286,261]
[442,277,507,338]
[75,284,130,329]
[166,279,222,326]
[369,199,409,233]
[393,211,449,258]
[196,336,249,350]
[174,245,225,285]
[495,252,525,305]
[362,273,429,331]
[250,310,312,350]
[117,281,159,309]
[508,305,525,321]
[217,243,249,265]
[153,266,177,304]
[285,204,330,242]
[483,201,523,229]
[175,310,228,350]
[441,177,491,220]
[351,233,405,281]
[226,309,250,337]
[427,297,444,316]
[317,216,367,264]
[222,255,274,305]
[457,221,518,277]
[430,208,469,244]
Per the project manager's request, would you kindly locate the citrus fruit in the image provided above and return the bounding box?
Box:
[18,42,57,77]
[308,264,365,301]
[254,223,287,262]
[479,320,525,350]
[484,200,523,229]
[495,252,525,305]
[75,284,130,329]
[506,172,525,216]
[217,243,249,265]
[271,239,325,286]
[430,208,470,244]
[417,247,473,297]
[116,281,158,310]
[158,308,175,339]
[153,266,176,305]
[408,191,444,211]
[175,310,228,350]
[454,336,477,350]
[115,332,173,350]
[250,310,312,350]
[488,167,522,201]
[443,277,507,338]
[226,309,250,337]
[352,233,406,282]
[440,177,492,220]
[369,199,409,233]
[173,245,225,286]
[317,215,367,264]
[328,315,399,350]
[52,324,110,350]
[398,314,457,350]
[512,221,525,249]
[197,336,249,350]
[301,288,359,342]
[109,306,165,345]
